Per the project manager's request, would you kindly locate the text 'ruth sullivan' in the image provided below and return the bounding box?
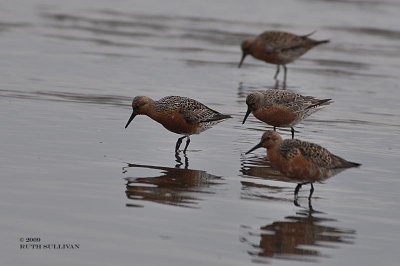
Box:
[20,244,80,250]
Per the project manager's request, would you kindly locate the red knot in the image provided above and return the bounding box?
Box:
[242,89,332,138]
[125,96,231,153]
[246,131,360,201]
[238,31,329,82]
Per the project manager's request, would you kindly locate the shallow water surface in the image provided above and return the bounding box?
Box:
[1,0,400,265]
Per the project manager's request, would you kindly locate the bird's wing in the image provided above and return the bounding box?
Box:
[280,140,333,167]
[298,141,333,167]
[279,140,302,160]
[262,34,306,53]
[265,90,305,113]
[179,99,219,124]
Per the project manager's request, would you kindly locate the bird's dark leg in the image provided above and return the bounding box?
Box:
[291,127,295,139]
[294,183,302,198]
[184,154,189,169]
[294,199,300,207]
[308,183,315,200]
[283,65,287,84]
[294,183,302,206]
[183,136,190,153]
[175,152,189,168]
[175,153,183,168]
[175,136,186,153]
[274,79,280,89]
[308,198,313,211]
[274,65,280,80]
[273,126,276,131]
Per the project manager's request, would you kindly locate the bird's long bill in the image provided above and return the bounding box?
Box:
[125,111,137,129]
[245,142,262,155]
[238,53,247,68]
[242,108,251,124]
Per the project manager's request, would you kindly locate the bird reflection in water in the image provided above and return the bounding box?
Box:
[124,162,223,208]
[241,155,297,203]
[241,206,356,263]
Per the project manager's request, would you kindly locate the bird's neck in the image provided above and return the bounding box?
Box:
[139,101,160,120]
[266,144,282,169]
[145,104,176,127]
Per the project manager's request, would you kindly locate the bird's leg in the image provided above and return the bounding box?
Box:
[175,152,189,169]
[274,65,280,80]
[308,198,313,211]
[184,154,189,169]
[283,65,287,84]
[183,136,191,153]
[282,80,287,90]
[294,198,301,207]
[294,183,302,199]
[291,127,295,139]
[175,153,183,168]
[308,183,315,200]
[175,136,186,153]
[274,79,279,89]
[273,126,276,131]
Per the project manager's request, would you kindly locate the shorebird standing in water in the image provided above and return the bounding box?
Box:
[238,31,329,83]
[125,96,231,154]
[246,131,360,202]
[242,89,332,139]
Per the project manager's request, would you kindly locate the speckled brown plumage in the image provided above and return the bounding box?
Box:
[246,131,360,200]
[238,31,329,82]
[125,96,231,153]
[243,89,332,138]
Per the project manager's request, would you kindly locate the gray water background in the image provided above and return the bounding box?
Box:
[1,0,400,265]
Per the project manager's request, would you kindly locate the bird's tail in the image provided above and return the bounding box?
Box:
[201,114,232,123]
[316,98,332,106]
[346,161,362,168]
[307,98,332,109]
[333,154,362,169]
[313,39,330,46]
[301,31,330,45]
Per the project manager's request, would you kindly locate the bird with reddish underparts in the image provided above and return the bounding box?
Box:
[238,31,329,82]
[125,96,231,154]
[246,131,360,201]
[242,89,332,139]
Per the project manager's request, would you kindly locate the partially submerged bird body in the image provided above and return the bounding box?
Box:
[246,131,360,199]
[239,31,329,81]
[125,96,231,153]
[243,89,332,138]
